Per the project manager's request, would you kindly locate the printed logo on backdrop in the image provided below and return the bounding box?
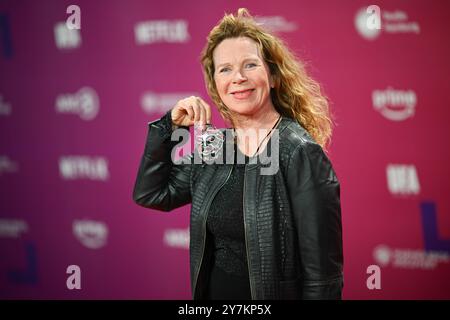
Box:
[0,219,28,238]
[0,13,13,58]
[141,92,199,114]
[373,244,449,270]
[55,87,99,120]
[7,241,38,285]
[355,6,420,40]
[0,156,19,175]
[164,228,189,249]
[372,201,450,270]
[0,95,12,116]
[135,20,190,45]
[73,219,108,249]
[373,87,417,121]
[386,164,420,196]
[0,220,38,285]
[59,156,109,181]
[254,16,298,33]
[54,21,81,49]
[421,202,450,254]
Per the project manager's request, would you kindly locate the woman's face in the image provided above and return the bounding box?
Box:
[213,37,274,117]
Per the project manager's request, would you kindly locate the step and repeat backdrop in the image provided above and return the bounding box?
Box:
[1,0,449,299]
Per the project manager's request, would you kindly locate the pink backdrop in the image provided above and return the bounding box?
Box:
[1,0,449,299]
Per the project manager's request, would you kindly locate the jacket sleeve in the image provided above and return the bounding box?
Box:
[286,141,344,299]
[132,110,193,212]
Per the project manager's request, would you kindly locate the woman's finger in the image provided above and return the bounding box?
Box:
[191,98,201,124]
[197,97,212,124]
[184,104,194,124]
[196,98,206,130]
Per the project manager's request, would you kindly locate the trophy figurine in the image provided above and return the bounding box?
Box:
[194,123,225,162]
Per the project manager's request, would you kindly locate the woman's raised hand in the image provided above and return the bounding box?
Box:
[171,96,212,130]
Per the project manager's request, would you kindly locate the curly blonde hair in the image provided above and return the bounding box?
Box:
[200,8,334,149]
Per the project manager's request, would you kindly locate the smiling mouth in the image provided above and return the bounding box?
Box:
[231,89,255,99]
[231,89,255,95]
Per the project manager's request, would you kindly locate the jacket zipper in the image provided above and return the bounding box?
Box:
[192,165,233,299]
[243,167,256,299]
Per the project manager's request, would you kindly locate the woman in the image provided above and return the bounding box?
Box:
[133,8,343,300]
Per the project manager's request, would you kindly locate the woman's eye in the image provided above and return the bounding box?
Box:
[219,63,256,73]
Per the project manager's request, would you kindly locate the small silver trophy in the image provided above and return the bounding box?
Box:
[194,123,225,162]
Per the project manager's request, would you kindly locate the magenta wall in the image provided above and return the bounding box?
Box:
[1,0,449,299]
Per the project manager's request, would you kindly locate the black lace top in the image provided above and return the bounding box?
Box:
[159,110,252,299]
[206,145,253,299]
[207,154,248,274]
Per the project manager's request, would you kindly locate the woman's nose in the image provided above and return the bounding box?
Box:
[232,70,247,83]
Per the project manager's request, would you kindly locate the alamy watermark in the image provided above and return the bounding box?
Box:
[66,5,81,30]
[66,264,81,290]
[170,127,280,175]
[366,265,381,290]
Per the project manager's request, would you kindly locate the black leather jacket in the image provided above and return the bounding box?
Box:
[133,112,343,299]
